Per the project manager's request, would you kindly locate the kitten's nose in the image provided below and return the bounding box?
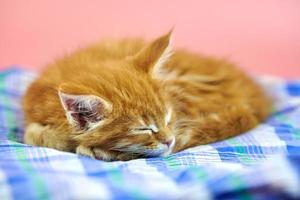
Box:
[162,138,174,147]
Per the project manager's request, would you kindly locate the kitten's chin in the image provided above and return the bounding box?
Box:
[160,148,172,157]
[160,138,176,157]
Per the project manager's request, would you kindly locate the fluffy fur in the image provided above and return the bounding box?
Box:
[23,31,272,161]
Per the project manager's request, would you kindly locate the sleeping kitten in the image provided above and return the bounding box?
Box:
[23,31,271,161]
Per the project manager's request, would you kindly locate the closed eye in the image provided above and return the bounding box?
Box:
[135,127,152,131]
[131,128,153,135]
[131,125,158,135]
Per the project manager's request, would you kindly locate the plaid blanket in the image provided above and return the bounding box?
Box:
[0,67,300,200]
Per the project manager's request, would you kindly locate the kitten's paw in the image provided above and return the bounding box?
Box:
[76,146,140,161]
[115,153,140,161]
[93,148,116,161]
[76,145,95,159]
[94,149,141,161]
[76,146,116,161]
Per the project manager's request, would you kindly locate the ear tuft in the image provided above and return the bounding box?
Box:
[58,91,112,132]
[153,31,173,76]
[133,30,173,75]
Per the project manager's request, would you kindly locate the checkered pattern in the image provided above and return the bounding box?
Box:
[0,67,300,200]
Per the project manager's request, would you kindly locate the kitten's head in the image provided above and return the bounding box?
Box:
[58,31,176,161]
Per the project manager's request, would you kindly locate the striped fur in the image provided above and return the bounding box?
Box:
[23,31,272,161]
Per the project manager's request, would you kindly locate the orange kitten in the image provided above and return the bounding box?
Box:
[22,31,271,161]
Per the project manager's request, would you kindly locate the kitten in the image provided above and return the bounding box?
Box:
[23,31,272,161]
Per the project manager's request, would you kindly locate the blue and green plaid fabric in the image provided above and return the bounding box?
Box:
[0,67,300,200]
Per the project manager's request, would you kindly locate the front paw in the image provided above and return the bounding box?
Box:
[76,145,116,161]
[93,148,117,161]
[75,145,95,159]
[115,153,140,161]
[75,145,141,161]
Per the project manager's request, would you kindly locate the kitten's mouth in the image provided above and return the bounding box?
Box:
[160,138,176,157]
[144,138,176,157]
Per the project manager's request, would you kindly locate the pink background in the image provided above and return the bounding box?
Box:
[1,0,300,78]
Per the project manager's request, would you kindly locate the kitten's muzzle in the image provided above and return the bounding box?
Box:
[160,137,176,156]
[162,138,175,147]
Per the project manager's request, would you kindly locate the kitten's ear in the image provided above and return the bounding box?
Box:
[58,91,112,132]
[132,30,173,75]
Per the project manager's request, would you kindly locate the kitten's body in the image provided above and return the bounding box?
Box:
[23,32,271,161]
